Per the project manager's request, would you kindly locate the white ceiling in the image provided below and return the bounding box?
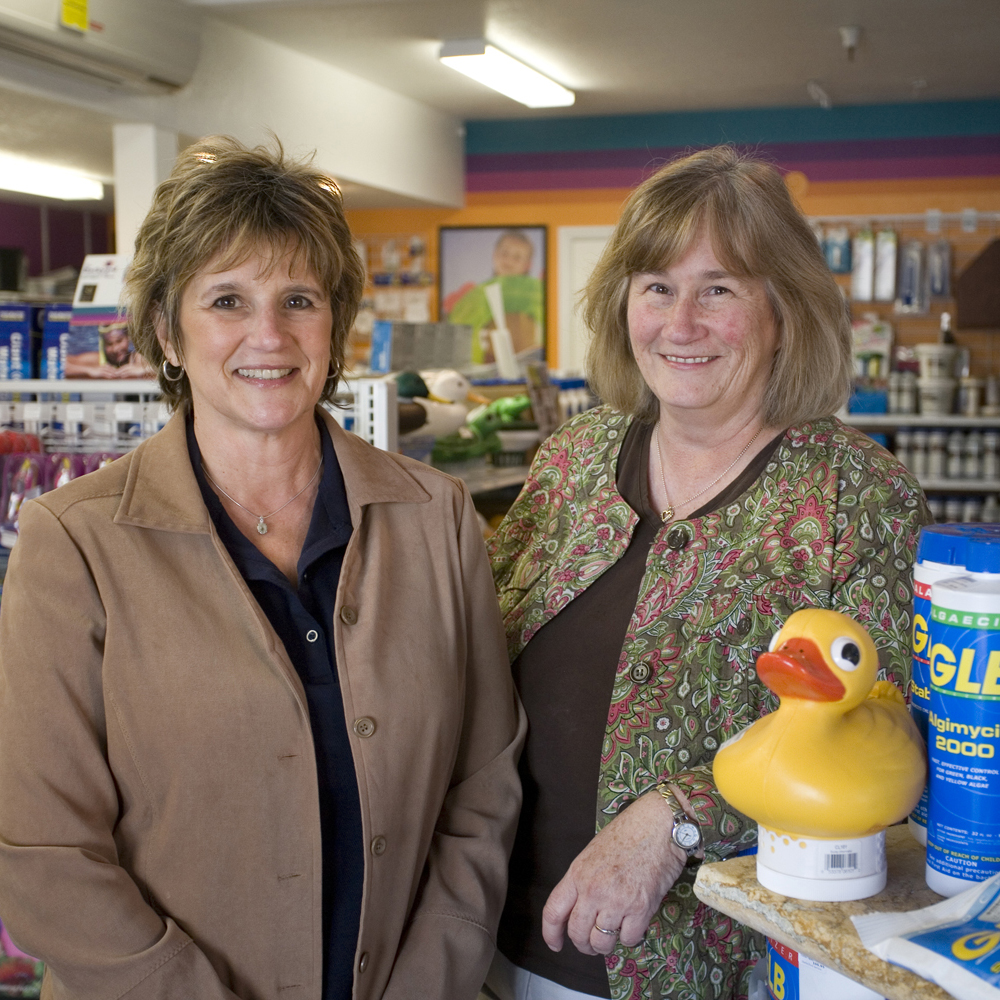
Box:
[191,0,1000,118]
[0,0,998,211]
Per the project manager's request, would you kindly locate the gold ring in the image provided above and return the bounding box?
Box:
[593,922,619,937]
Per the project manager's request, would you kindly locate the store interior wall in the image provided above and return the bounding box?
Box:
[345,98,1000,370]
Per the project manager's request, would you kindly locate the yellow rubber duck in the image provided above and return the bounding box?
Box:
[714,608,926,839]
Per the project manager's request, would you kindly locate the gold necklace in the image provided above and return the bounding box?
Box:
[203,460,322,535]
[655,424,763,523]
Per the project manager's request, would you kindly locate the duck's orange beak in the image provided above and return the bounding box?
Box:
[757,638,846,702]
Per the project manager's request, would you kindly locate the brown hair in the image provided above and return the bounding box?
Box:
[583,146,851,425]
[125,135,366,409]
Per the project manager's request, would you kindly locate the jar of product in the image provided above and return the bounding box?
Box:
[888,371,902,414]
[983,494,1000,523]
[964,430,983,480]
[984,432,1000,482]
[959,377,984,417]
[946,431,965,479]
[927,430,947,479]
[945,497,964,522]
[926,496,946,522]
[984,376,1000,417]
[912,429,929,478]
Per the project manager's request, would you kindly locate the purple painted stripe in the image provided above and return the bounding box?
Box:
[467,153,1000,192]
[467,134,1000,174]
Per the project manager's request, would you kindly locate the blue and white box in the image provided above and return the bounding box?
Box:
[39,305,73,380]
[0,304,35,380]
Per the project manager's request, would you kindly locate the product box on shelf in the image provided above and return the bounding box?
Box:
[39,305,74,380]
[0,305,38,380]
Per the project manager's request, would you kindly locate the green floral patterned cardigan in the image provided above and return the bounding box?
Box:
[487,406,931,1000]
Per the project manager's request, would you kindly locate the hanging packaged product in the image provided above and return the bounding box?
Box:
[926,530,1000,896]
[765,938,885,1000]
[896,241,927,315]
[873,229,898,302]
[824,226,852,273]
[927,240,952,299]
[0,304,37,380]
[850,229,875,301]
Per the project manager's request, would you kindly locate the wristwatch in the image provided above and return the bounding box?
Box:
[656,781,703,860]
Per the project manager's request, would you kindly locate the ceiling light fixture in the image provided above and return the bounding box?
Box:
[839,25,861,62]
[439,39,574,108]
[807,80,832,109]
[0,151,104,200]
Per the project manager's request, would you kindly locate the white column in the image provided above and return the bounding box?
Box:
[112,123,178,259]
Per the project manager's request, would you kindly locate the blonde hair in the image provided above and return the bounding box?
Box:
[584,146,851,425]
[126,135,365,409]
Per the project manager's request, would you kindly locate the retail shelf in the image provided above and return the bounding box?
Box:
[844,414,1000,428]
[0,378,162,395]
[433,460,530,495]
[919,478,1000,492]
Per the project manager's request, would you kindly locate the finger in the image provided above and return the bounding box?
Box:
[565,903,599,956]
[541,879,578,952]
[619,907,656,948]
[590,916,622,955]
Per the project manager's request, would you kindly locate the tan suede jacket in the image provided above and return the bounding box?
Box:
[0,409,524,1000]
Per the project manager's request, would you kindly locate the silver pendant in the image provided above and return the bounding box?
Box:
[257,517,268,535]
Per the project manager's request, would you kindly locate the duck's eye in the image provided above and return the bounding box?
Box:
[830,636,861,671]
[768,631,782,652]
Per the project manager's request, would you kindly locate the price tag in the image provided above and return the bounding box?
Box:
[114,403,135,421]
[66,404,86,422]
[22,404,42,421]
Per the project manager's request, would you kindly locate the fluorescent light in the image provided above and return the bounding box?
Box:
[0,151,104,200]
[440,40,574,109]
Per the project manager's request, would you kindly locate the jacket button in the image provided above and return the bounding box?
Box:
[667,527,689,551]
[736,618,753,636]
[353,717,376,738]
[371,835,387,856]
[629,661,651,684]
[358,952,369,973]
[340,606,358,625]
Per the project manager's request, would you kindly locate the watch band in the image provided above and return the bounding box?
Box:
[656,781,703,859]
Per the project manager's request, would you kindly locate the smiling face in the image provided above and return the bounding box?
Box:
[160,244,333,442]
[626,229,779,428]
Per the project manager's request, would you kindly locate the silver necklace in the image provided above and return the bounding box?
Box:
[203,460,322,535]
[655,424,763,523]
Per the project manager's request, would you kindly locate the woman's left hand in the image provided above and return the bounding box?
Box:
[541,789,694,956]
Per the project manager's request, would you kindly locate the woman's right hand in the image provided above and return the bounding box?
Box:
[541,787,692,957]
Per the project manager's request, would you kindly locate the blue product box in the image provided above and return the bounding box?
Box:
[39,304,73,380]
[848,387,888,414]
[0,304,37,380]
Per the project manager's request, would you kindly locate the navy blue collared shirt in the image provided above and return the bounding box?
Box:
[187,416,362,1000]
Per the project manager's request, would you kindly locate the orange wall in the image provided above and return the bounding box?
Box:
[346,175,1000,368]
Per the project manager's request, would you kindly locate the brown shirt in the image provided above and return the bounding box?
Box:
[498,420,783,995]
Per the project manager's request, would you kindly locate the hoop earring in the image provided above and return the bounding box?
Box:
[162,359,185,383]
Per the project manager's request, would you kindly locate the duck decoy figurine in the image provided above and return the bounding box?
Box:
[396,369,489,440]
[714,608,926,899]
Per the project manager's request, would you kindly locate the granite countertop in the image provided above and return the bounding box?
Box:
[694,825,951,1000]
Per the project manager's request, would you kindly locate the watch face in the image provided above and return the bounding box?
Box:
[674,822,701,851]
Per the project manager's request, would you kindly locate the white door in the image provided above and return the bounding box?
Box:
[557,225,614,376]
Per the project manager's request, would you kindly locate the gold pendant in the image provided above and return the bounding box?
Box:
[661,505,674,522]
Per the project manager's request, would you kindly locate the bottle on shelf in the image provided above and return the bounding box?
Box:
[983,431,1000,482]
[927,430,947,479]
[946,431,965,480]
[945,497,963,522]
[912,429,929,478]
[926,496,945,522]
[963,497,983,523]
[894,428,912,471]
[982,494,1000,523]
[964,431,983,480]
[939,311,956,346]
[900,371,918,415]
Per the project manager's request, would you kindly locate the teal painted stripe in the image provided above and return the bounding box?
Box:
[465,100,1000,155]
